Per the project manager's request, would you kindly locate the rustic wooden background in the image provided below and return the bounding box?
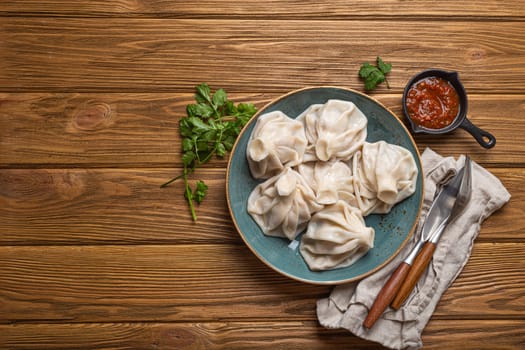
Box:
[1,1,524,349]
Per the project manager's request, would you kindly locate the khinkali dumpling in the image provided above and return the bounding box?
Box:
[296,104,323,162]
[352,141,418,215]
[247,168,324,240]
[300,200,374,271]
[296,160,356,206]
[247,111,307,179]
[297,99,367,162]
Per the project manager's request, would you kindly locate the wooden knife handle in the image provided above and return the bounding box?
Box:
[362,262,411,329]
[391,242,437,310]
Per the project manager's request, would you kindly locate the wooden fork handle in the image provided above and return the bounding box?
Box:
[391,242,437,310]
[362,262,411,329]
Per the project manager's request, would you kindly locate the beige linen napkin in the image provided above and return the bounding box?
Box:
[317,148,511,350]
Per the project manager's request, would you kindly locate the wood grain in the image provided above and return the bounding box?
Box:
[1,320,524,350]
[1,1,524,18]
[0,92,268,167]
[0,167,520,245]
[2,1,523,348]
[1,19,524,93]
[1,243,523,323]
[1,93,523,167]
[0,168,237,244]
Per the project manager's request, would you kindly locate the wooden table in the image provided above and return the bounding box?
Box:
[1,2,524,349]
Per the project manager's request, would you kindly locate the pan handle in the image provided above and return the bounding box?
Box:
[459,117,496,149]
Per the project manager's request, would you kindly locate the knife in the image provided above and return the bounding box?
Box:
[362,157,471,329]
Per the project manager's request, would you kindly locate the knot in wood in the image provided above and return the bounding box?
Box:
[71,100,114,131]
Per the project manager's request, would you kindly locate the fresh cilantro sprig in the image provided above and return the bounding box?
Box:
[161,83,257,221]
[359,56,392,91]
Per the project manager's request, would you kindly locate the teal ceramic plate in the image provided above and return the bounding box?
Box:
[226,87,423,284]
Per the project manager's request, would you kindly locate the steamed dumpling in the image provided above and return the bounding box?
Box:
[300,200,375,271]
[247,111,307,179]
[297,99,367,162]
[247,168,324,240]
[352,141,418,215]
[296,104,323,162]
[295,160,356,206]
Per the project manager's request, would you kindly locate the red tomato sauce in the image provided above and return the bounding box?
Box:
[405,76,460,129]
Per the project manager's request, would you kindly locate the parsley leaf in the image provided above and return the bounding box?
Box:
[359,56,392,91]
[377,56,392,75]
[193,181,208,204]
[161,83,257,221]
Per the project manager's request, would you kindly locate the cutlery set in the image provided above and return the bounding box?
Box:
[363,156,473,329]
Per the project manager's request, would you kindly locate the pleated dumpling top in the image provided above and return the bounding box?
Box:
[300,200,374,271]
[247,111,307,179]
[298,99,367,162]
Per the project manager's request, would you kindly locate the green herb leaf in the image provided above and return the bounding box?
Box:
[202,129,217,142]
[179,118,193,137]
[377,56,392,74]
[364,69,385,90]
[222,135,236,151]
[195,83,212,104]
[193,103,214,118]
[196,140,209,152]
[161,83,257,221]
[216,142,226,157]
[188,116,211,134]
[358,63,378,78]
[212,88,227,108]
[182,151,196,167]
[186,104,198,118]
[359,56,392,91]
[238,102,255,113]
[182,138,193,151]
[224,100,236,115]
[194,180,208,204]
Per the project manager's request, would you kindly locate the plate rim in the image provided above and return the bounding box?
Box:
[226,86,424,285]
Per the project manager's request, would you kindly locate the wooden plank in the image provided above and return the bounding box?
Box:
[0,168,239,244]
[0,169,241,245]
[1,243,523,323]
[1,93,523,167]
[0,1,523,18]
[423,320,525,350]
[0,92,266,167]
[0,167,519,245]
[1,320,523,349]
[1,19,524,93]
